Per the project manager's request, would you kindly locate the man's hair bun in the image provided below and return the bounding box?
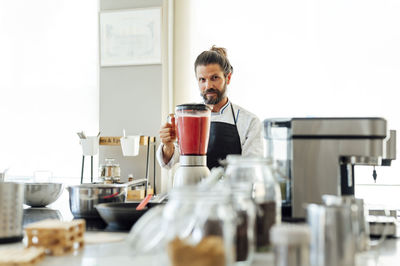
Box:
[210,45,228,57]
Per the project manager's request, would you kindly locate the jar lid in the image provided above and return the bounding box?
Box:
[176,103,210,111]
[270,223,310,245]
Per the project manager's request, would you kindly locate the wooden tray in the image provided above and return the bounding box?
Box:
[0,247,45,266]
[24,219,85,256]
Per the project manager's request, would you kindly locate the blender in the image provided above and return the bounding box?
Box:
[173,104,211,187]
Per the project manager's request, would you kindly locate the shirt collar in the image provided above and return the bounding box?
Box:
[211,99,231,116]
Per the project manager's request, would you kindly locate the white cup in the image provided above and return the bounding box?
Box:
[80,136,100,156]
[121,135,140,156]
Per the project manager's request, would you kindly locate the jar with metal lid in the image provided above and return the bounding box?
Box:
[230,184,256,266]
[225,155,282,252]
[102,158,121,179]
[270,223,311,266]
[113,162,121,178]
[104,158,115,177]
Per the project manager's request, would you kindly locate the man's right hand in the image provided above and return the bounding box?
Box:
[159,115,176,164]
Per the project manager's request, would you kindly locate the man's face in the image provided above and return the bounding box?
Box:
[196,64,231,105]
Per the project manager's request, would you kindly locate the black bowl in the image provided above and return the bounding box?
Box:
[95,202,160,230]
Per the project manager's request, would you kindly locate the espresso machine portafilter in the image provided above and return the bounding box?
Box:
[264,117,396,220]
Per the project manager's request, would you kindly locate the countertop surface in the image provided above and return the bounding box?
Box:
[1,190,400,266]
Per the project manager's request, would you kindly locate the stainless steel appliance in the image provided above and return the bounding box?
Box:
[264,117,396,219]
[0,182,24,243]
[367,209,400,238]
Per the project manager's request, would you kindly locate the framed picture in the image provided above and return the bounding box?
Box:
[100,8,161,66]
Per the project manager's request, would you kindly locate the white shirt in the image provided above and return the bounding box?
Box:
[156,100,264,169]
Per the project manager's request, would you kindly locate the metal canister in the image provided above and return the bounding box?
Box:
[0,182,24,243]
[307,204,356,266]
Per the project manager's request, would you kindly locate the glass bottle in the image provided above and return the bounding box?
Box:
[225,155,282,252]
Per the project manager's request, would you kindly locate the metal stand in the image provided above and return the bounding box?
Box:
[80,155,94,184]
[80,156,85,184]
[144,136,156,196]
[153,140,156,194]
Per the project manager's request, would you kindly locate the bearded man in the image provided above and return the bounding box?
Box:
[157,46,263,170]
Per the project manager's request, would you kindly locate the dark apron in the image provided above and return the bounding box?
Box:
[207,104,242,169]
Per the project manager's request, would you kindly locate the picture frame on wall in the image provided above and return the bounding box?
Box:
[100,7,161,66]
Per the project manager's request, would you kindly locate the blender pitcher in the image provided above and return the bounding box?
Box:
[173,104,211,187]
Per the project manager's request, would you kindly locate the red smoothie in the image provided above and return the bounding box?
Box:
[177,115,210,155]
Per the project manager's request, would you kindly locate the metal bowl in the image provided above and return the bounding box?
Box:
[24,183,63,207]
[67,183,128,219]
[23,207,63,226]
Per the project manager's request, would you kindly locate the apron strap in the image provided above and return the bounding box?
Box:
[230,103,237,125]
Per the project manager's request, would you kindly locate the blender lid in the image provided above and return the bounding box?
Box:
[176,103,210,111]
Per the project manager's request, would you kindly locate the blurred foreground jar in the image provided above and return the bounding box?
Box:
[225,155,282,252]
[165,187,236,266]
[231,184,256,266]
[270,223,311,266]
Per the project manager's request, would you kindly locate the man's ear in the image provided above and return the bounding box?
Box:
[226,72,232,85]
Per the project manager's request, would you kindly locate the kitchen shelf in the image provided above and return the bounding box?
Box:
[99,136,156,146]
[97,135,157,195]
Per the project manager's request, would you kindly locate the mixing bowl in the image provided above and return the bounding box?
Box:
[24,183,63,207]
[66,179,147,219]
[67,183,128,219]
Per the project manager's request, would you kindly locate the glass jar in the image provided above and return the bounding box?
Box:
[225,155,282,252]
[164,187,236,266]
[230,184,256,266]
[113,163,121,178]
[270,223,311,266]
[105,158,115,177]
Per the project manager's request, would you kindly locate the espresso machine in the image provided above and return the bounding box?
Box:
[173,104,211,187]
[264,117,396,219]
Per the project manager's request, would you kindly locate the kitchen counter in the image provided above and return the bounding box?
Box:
[1,190,400,266]
[2,233,400,266]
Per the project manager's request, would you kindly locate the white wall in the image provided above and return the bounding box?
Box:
[173,0,400,186]
[0,1,98,181]
[99,0,165,192]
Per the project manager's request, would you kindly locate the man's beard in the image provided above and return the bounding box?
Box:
[201,83,227,105]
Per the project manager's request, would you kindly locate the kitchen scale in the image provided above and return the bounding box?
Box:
[368,209,400,238]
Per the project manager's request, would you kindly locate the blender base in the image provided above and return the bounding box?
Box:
[173,166,210,187]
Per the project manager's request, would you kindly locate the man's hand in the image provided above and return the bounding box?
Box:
[159,115,176,164]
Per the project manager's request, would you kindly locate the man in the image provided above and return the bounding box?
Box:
[157,46,263,170]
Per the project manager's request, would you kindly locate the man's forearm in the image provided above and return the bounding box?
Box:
[162,143,175,164]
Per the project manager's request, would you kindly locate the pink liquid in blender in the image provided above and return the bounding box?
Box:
[177,116,210,155]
